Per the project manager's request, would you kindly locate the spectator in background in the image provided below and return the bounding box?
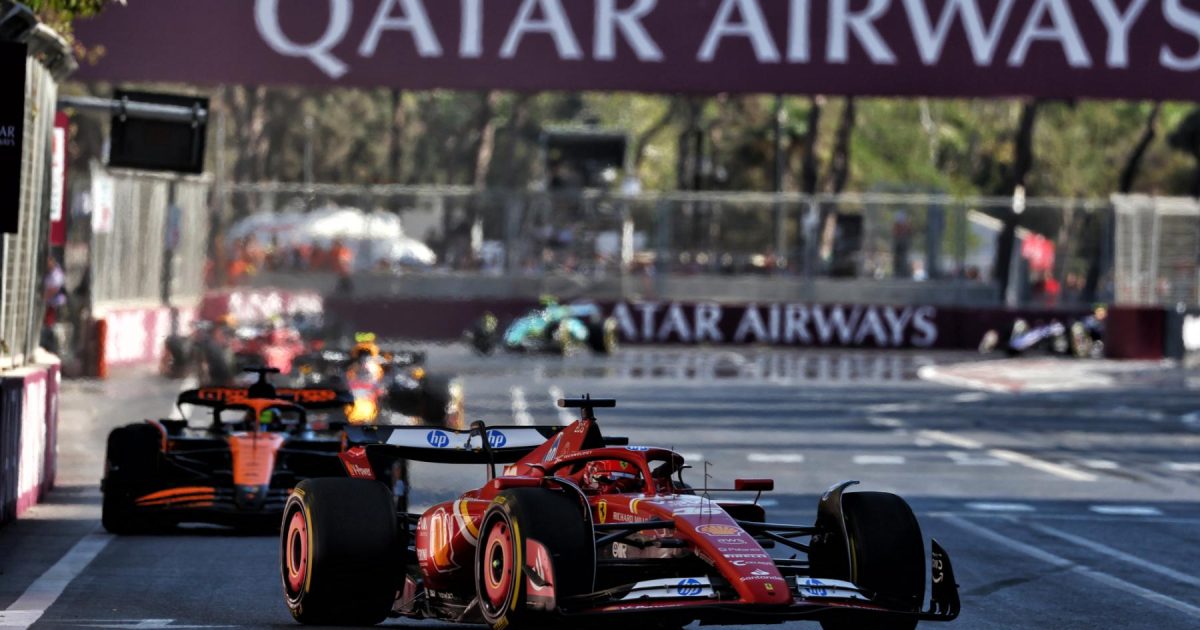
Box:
[43,255,66,326]
[331,238,355,294]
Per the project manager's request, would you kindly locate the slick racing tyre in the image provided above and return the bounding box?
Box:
[101,424,164,535]
[586,318,619,355]
[815,492,925,630]
[282,479,400,626]
[475,488,595,629]
[417,374,459,427]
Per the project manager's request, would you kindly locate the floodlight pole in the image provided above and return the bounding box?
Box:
[57,95,209,125]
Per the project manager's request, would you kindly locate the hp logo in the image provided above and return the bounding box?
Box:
[426,430,451,448]
[676,578,703,596]
[487,430,507,448]
[803,578,828,597]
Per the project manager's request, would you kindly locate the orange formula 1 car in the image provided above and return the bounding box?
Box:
[101,369,409,533]
[279,398,959,629]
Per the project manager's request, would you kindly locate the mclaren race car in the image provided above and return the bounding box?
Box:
[101,369,409,534]
[292,333,462,426]
[280,398,960,629]
[465,297,618,356]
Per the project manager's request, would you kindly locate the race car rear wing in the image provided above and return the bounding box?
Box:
[177,386,354,410]
[345,423,629,467]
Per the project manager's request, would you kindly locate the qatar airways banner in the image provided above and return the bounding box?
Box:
[74,0,1200,99]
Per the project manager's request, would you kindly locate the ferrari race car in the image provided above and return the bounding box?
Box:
[979,308,1105,358]
[162,316,313,383]
[101,368,409,534]
[280,398,960,628]
[465,298,618,355]
[293,333,462,426]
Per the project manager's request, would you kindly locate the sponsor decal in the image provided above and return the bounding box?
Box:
[598,500,608,524]
[750,568,771,576]
[487,429,507,449]
[802,578,828,597]
[730,559,775,567]
[542,433,564,462]
[764,583,775,593]
[612,302,939,348]
[723,553,772,559]
[626,445,651,452]
[426,430,451,448]
[340,447,374,479]
[716,538,746,545]
[696,524,741,536]
[676,578,703,597]
[630,498,643,515]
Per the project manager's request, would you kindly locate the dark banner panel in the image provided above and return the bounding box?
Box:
[74,0,1200,99]
[0,42,26,234]
[322,295,1095,350]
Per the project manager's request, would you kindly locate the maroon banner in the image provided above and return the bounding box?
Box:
[74,0,1200,100]
[323,295,1094,350]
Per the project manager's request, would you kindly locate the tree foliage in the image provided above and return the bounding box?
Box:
[61,82,1200,200]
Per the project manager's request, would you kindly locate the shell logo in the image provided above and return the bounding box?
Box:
[696,524,741,536]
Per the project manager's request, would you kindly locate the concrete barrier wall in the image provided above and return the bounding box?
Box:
[93,304,197,374]
[0,362,61,526]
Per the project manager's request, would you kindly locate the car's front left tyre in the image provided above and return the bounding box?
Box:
[281,478,400,626]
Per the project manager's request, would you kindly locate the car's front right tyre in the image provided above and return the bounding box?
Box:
[281,478,399,626]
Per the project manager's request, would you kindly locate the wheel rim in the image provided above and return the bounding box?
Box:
[482,519,514,611]
[285,510,308,595]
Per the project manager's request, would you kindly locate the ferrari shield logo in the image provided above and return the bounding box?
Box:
[598,500,608,524]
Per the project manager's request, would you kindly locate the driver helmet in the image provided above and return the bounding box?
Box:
[538,294,559,309]
[583,459,639,494]
[350,332,381,362]
[259,407,282,427]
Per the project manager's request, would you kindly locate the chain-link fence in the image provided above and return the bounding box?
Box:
[82,167,211,308]
[1,44,59,367]
[1114,195,1200,306]
[221,184,1116,307]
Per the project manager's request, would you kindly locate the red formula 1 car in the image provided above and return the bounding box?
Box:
[279,398,960,629]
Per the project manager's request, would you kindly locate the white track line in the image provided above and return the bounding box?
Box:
[986,449,1098,482]
[509,386,533,426]
[918,430,1096,481]
[853,455,906,465]
[965,502,1035,512]
[1081,459,1121,470]
[1,531,113,629]
[747,453,804,464]
[678,452,705,462]
[1089,505,1162,516]
[946,451,1009,467]
[868,416,905,428]
[917,430,983,450]
[940,515,1200,619]
[1026,521,1200,589]
[1166,462,1200,472]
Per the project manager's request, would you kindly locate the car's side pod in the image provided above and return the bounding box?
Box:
[810,480,961,622]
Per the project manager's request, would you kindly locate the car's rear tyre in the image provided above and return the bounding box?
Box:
[586,318,618,354]
[281,478,400,626]
[418,374,459,427]
[101,424,164,535]
[816,492,925,630]
[475,487,594,630]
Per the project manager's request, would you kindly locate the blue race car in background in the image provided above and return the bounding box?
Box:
[465,298,618,356]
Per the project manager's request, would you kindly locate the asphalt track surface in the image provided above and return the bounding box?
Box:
[3,347,1200,630]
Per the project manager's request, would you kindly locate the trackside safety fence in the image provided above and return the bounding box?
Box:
[0,9,72,526]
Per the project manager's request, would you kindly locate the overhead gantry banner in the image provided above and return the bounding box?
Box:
[74,0,1200,99]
